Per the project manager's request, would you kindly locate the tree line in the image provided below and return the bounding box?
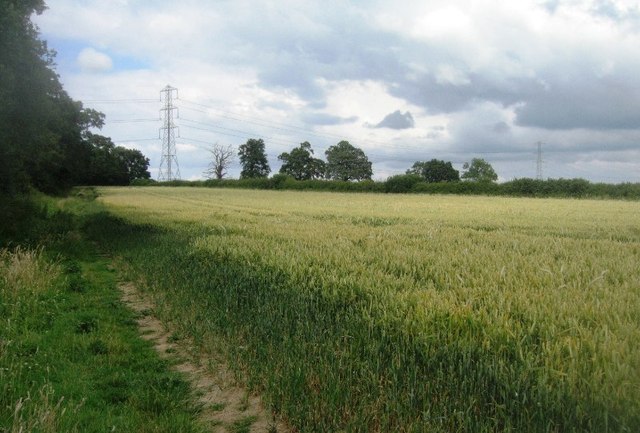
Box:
[205,138,498,185]
[0,1,150,196]
[152,137,639,199]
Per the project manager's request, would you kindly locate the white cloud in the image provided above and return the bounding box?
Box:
[411,5,473,41]
[77,48,113,73]
[34,0,640,182]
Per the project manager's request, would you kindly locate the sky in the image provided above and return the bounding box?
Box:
[34,0,640,182]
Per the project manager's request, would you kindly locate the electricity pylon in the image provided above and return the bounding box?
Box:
[536,141,543,180]
[158,85,180,181]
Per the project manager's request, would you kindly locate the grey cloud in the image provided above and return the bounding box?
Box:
[425,125,446,140]
[515,73,640,130]
[370,110,415,129]
[236,3,640,134]
[493,122,510,134]
[301,112,358,126]
[389,70,545,114]
[201,3,548,118]
[213,3,407,103]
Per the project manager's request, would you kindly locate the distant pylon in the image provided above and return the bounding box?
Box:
[536,141,543,180]
[158,85,181,181]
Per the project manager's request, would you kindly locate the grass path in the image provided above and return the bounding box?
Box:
[1,190,288,433]
[117,272,287,433]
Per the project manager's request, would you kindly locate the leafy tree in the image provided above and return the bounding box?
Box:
[238,138,270,178]
[407,159,459,183]
[461,158,498,182]
[325,141,372,181]
[1,0,63,193]
[81,133,150,185]
[204,143,235,180]
[115,147,151,183]
[0,0,126,194]
[278,141,326,180]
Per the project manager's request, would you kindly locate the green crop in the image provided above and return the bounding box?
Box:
[87,187,640,432]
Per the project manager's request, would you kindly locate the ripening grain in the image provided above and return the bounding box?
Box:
[94,187,640,432]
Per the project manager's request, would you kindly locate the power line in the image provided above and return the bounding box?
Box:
[110,118,160,123]
[113,138,158,143]
[180,118,300,147]
[178,99,546,159]
[90,96,574,175]
[83,98,159,104]
[180,99,352,143]
[91,96,538,159]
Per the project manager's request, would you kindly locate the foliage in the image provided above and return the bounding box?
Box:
[324,141,372,181]
[384,173,423,193]
[0,2,150,194]
[238,138,270,179]
[136,176,640,200]
[204,143,235,180]
[502,177,592,197]
[278,141,326,180]
[408,159,460,183]
[461,158,498,182]
[87,187,640,432]
[80,132,150,185]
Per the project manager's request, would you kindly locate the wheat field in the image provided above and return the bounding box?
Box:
[94,187,640,432]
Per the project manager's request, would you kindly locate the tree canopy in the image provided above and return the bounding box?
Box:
[0,0,150,194]
[325,141,372,182]
[461,158,498,182]
[80,133,150,185]
[407,159,460,183]
[238,138,270,178]
[278,142,325,180]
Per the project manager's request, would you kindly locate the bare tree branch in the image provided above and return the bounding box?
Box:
[204,143,235,180]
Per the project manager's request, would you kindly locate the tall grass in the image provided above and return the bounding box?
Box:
[0,247,77,432]
[86,187,640,432]
[0,196,204,433]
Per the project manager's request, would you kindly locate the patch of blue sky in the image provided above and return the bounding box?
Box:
[46,37,150,74]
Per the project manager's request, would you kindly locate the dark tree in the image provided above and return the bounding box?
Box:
[278,141,325,180]
[115,147,151,183]
[0,0,130,194]
[325,141,372,181]
[204,143,235,180]
[238,138,270,178]
[461,158,498,182]
[407,159,459,183]
[81,133,150,185]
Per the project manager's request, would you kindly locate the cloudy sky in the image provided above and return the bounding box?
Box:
[35,0,640,182]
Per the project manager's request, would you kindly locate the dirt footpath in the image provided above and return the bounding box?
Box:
[119,281,290,433]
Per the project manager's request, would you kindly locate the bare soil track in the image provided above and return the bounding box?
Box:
[118,280,289,433]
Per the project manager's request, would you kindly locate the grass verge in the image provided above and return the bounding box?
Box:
[0,191,203,433]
